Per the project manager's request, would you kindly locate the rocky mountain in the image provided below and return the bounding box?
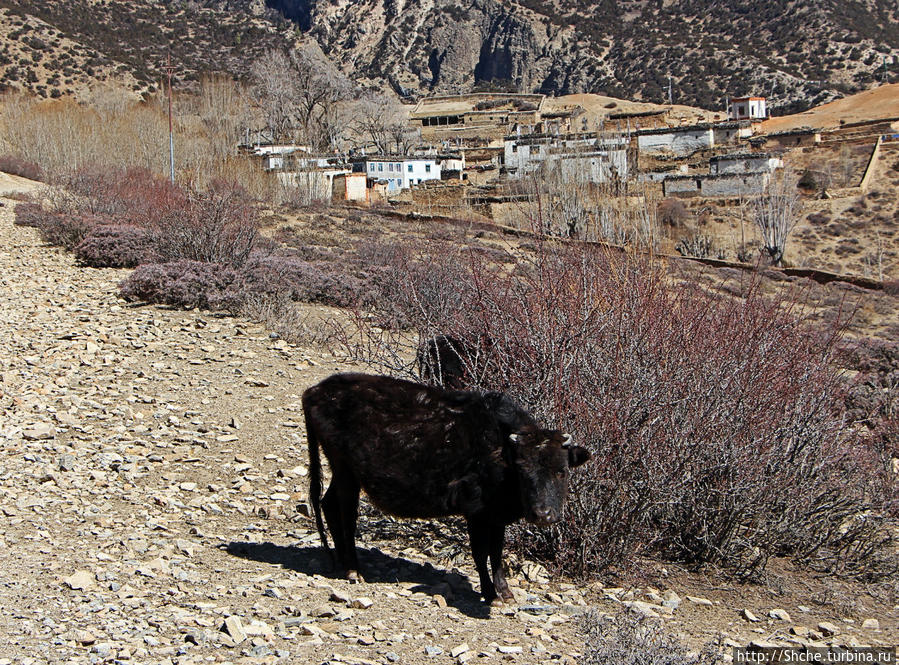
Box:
[0,0,896,112]
[0,0,295,98]
[284,0,899,112]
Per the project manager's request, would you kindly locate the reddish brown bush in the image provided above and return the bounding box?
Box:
[0,154,43,181]
[15,200,105,250]
[338,240,894,580]
[241,254,365,308]
[119,260,242,311]
[12,201,48,228]
[75,224,155,268]
[58,165,186,221]
[147,180,260,266]
[118,251,368,314]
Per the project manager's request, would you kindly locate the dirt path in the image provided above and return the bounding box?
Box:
[0,200,590,664]
[1,196,895,665]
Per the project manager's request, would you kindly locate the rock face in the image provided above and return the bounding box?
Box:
[262,0,899,109]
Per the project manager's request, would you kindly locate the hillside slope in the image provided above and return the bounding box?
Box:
[285,0,899,110]
[0,0,896,111]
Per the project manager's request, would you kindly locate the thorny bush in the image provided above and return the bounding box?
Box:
[14,200,106,250]
[118,260,243,311]
[0,154,43,181]
[336,239,895,580]
[75,224,155,268]
[16,167,260,268]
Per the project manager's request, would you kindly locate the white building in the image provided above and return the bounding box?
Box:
[636,125,715,156]
[503,133,629,181]
[636,121,752,157]
[728,97,767,121]
[365,156,442,191]
[709,152,783,175]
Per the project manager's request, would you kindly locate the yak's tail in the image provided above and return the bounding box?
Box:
[303,391,331,559]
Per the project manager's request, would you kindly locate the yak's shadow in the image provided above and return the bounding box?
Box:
[223,541,491,619]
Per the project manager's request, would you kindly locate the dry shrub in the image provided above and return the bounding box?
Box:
[18,166,261,269]
[14,202,105,250]
[75,224,155,268]
[580,609,722,665]
[0,154,43,181]
[146,180,260,266]
[337,239,894,580]
[119,250,368,314]
[240,254,364,308]
[657,197,688,227]
[58,165,187,224]
[119,260,242,311]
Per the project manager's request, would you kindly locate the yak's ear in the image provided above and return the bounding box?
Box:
[567,445,591,468]
[509,433,521,444]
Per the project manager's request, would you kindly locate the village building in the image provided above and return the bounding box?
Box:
[410,93,546,138]
[604,109,670,132]
[753,128,822,149]
[636,121,752,157]
[663,171,772,198]
[729,96,767,120]
[709,152,783,175]
[503,133,629,182]
[363,156,442,191]
[277,167,352,203]
[331,173,368,203]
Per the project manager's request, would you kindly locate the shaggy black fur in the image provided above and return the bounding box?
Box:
[303,372,591,603]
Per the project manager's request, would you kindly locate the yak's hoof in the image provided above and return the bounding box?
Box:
[346,570,362,583]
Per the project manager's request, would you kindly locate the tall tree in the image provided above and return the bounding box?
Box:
[752,170,801,266]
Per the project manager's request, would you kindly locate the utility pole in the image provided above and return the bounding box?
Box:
[162,54,177,185]
[668,76,673,105]
[883,56,889,85]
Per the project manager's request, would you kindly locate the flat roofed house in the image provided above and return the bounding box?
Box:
[729,96,767,121]
[364,156,442,191]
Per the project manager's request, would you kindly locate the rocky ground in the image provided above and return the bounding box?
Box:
[0,193,896,665]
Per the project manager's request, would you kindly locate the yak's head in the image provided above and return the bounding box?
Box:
[509,427,591,527]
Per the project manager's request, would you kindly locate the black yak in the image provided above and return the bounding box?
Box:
[303,372,590,603]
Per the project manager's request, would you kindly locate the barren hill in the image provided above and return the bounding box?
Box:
[0,0,897,111]
[761,82,899,133]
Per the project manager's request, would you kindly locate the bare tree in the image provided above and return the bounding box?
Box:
[355,92,417,154]
[250,49,298,143]
[250,47,353,150]
[197,74,252,160]
[752,169,801,266]
[291,45,353,149]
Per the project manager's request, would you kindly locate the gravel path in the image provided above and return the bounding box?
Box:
[2,194,895,665]
[0,199,586,664]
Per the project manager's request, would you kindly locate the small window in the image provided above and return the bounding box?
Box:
[511,144,517,153]
[425,164,431,173]
[395,163,400,171]
[369,163,375,171]
[378,163,383,172]
[407,164,413,172]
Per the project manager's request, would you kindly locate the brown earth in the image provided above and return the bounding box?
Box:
[762,84,899,134]
[1,193,897,665]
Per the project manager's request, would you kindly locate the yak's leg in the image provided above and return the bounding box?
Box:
[336,474,362,581]
[488,524,513,602]
[320,482,343,570]
[466,517,497,603]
